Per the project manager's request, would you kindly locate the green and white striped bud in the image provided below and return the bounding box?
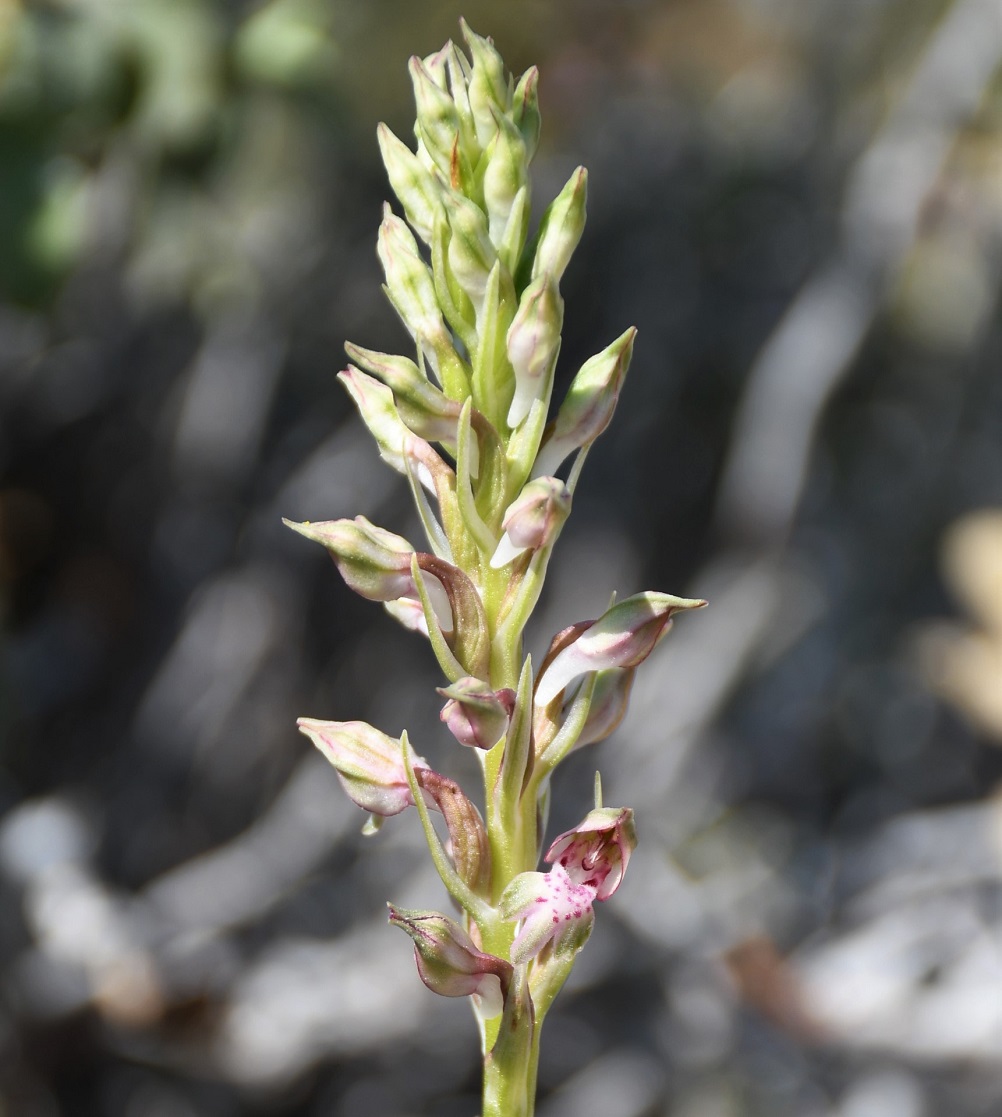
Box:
[338,367,455,497]
[512,66,541,162]
[530,166,588,285]
[377,123,444,245]
[490,476,570,568]
[377,206,448,355]
[344,343,461,446]
[533,327,636,477]
[445,193,497,315]
[506,272,563,428]
[409,55,471,183]
[482,109,528,245]
[461,19,510,148]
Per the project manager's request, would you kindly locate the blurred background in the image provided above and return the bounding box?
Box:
[2,0,1002,1114]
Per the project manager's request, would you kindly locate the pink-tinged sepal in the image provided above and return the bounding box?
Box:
[573,667,636,750]
[490,476,570,568]
[505,273,563,429]
[415,553,491,679]
[438,676,516,750]
[534,592,707,708]
[545,806,636,901]
[297,718,435,818]
[499,864,595,965]
[387,906,512,1018]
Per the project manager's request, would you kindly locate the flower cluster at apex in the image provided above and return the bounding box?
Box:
[285,21,705,1035]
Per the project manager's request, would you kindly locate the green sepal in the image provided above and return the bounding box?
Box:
[498,656,534,816]
[457,398,498,557]
[498,185,530,281]
[401,732,491,923]
[512,66,541,163]
[410,553,467,683]
[431,215,478,355]
[404,456,454,562]
[537,672,598,774]
[472,259,516,433]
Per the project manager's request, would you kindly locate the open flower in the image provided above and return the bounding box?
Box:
[499,806,637,964]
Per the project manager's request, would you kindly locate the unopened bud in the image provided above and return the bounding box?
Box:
[298,719,432,818]
[506,273,563,428]
[461,19,510,147]
[409,55,469,180]
[377,206,448,354]
[490,476,570,568]
[377,123,444,245]
[388,906,511,1017]
[531,166,587,285]
[513,66,541,162]
[446,193,497,311]
[338,367,441,490]
[283,516,413,601]
[344,343,461,445]
[438,676,516,749]
[535,592,706,707]
[482,110,528,244]
[533,327,636,477]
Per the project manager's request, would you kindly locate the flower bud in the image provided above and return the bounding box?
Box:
[377,206,450,359]
[437,676,516,749]
[490,476,570,568]
[530,166,587,285]
[337,366,443,491]
[482,110,528,244]
[445,193,497,312]
[505,273,563,428]
[344,343,461,445]
[283,515,414,601]
[409,55,470,181]
[545,806,636,901]
[377,123,444,245]
[533,327,636,477]
[298,718,432,817]
[388,906,511,1017]
[461,19,510,147]
[513,66,541,162]
[534,592,707,707]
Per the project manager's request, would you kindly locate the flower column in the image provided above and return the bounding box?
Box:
[285,22,705,1117]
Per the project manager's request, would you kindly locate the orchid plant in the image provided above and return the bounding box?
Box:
[286,22,704,1116]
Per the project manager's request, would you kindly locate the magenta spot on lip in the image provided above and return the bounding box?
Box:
[551,915,559,924]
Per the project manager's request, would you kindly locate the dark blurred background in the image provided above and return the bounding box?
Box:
[2,1,1002,1115]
